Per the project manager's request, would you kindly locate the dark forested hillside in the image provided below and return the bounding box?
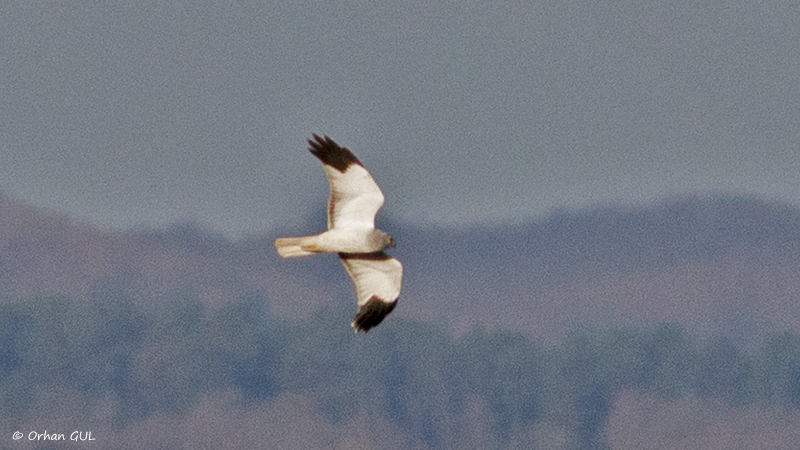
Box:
[3,193,800,448]
[4,293,800,449]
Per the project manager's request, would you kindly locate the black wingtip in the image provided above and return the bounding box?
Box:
[307,134,363,173]
[352,296,398,333]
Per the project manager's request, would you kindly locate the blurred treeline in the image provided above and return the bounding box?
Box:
[3,293,800,449]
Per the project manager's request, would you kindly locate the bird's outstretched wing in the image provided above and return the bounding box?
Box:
[339,251,403,332]
[308,134,385,230]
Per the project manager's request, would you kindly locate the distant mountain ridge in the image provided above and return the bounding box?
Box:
[2,193,799,346]
[395,195,800,345]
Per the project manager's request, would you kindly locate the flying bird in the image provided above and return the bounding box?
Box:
[275,134,403,332]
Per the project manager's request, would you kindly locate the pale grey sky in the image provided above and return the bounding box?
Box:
[2,1,799,237]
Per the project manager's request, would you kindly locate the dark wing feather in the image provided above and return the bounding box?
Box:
[308,134,363,172]
[352,296,397,332]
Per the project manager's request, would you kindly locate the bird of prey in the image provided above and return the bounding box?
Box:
[275,134,403,332]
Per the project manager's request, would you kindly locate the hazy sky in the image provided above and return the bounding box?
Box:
[2,1,799,237]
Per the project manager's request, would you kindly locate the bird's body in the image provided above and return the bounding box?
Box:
[274,134,403,332]
[275,227,393,258]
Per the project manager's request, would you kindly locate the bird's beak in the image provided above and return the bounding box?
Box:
[389,237,396,248]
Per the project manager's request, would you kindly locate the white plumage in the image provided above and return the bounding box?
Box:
[275,134,403,332]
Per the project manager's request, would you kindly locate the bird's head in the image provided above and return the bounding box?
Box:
[372,229,396,250]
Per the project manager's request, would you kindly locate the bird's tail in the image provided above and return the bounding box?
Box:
[274,236,316,258]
